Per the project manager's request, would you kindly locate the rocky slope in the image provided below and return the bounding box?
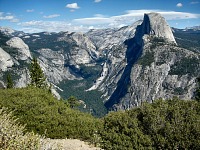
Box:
[0,12,199,112]
[98,13,199,110]
[0,47,14,71]
[0,34,31,88]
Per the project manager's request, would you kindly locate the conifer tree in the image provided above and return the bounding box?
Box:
[67,96,80,108]
[29,57,47,89]
[196,77,200,101]
[6,73,14,88]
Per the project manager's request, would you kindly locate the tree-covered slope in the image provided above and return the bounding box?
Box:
[0,87,101,141]
[0,87,199,149]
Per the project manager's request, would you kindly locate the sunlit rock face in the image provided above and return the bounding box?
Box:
[6,37,32,60]
[142,13,176,44]
[0,48,14,71]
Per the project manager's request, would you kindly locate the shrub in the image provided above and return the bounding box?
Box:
[100,111,152,150]
[100,98,200,150]
[0,87,101,142]
[0,107,46,150]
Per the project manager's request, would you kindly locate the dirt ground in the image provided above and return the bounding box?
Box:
[43,138,103,150]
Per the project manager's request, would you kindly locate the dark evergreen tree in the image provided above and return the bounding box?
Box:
[67,96,80,108]
[29,57,47,89]
[196,77,200,101]
[6,73,14,89]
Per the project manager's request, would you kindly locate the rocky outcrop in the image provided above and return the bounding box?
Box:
[0,27,16,36]
[86,20,142,51]
[15,69,30,88]
[113,43,199,110]
[71,32,99,61]
[142,13,176,44]
[37,48,78,84]
[0,81,6,89]
[6,37,32,60]
[0,48,14,71]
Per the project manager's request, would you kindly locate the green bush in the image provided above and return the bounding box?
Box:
[100,98,200,150]
[100,111,152,150]
[0,107,46,150]
[0,87,101,142]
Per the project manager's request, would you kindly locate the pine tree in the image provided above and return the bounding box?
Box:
[29,57,47,89]
[6,73,14,89]
[67,96,80,108]
[196,77,200,101]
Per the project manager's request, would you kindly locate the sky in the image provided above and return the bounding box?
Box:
[0,0,200,33]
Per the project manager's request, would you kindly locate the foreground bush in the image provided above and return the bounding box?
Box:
[100,98,200,150]
[0,107,45,150]
[0,87,101,142]
[1,87,199,149]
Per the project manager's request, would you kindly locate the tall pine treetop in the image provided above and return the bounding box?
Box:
[29,57,47,89]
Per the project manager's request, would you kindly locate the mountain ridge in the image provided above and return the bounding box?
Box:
[0,12,199,114]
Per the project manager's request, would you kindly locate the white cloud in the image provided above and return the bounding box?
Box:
[17,10,200,33]
[0,15,14,20]
[10,18,19,23]
[43,14,60,18]
[94,0,102,3]
[66,3,80,9]
[94,14,107,17]
[0,12,19,22]
[176,3,183,7]
[190,1,199,4]
[18,20,89,33]
[73,10,200,26]
[26,9,34,12]
[74,17,111,25]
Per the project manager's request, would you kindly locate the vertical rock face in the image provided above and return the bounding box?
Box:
[142,13,176,44]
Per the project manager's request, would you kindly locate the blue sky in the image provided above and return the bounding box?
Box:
[0,0,200,33]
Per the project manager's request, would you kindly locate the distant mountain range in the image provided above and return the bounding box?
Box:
[0,13,199,116]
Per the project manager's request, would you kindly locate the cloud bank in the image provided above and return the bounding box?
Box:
[74,10,199,26]
[17,10,200,33]
[43,14,60,18]
[0,12,19,22]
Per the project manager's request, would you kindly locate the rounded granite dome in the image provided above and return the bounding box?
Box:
[143,12,177,44]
